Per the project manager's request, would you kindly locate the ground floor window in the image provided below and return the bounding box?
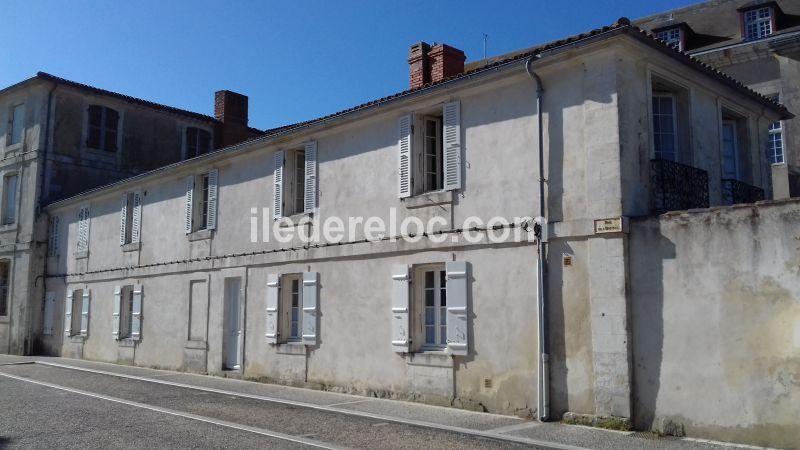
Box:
[0,261,9,316]
[413,264,447,351]
[120,285,134,339]
[70,289,83,335]
[280,273,303,342]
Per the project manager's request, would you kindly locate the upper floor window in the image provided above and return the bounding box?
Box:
[2,173,18,225]
[767,95,784,164]
[119,192,142,246]
[743,7,773,40]
[8,103,25,146]
[272,142,317,219]
[397,101,461,198]
[185,170,218,233]
[652,94,678,161]
[185,127,212,159]
[87,105,120,152]
[76,205,91,252]
[656,28,682,51]
[0,260,9,317]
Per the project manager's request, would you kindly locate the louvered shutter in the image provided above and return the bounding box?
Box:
[391,265,410,352]
[43,292,55,336]
[265,274,280,344]
[131,192,142,244]
[398,115,413,198]
[273,150,284,219]
[443,101,462,191]
[64,290,73,336]
[119,194,128,246]
[304,141,317,214]
[113,286,121,338]
[80,289,90,336]
[184,176,194,234]
[48,216,60,257]
[206,169,218,230]
[131,285,142,340]
[445,261,468,356]
[77,206,90,251]
[302,272,319,346]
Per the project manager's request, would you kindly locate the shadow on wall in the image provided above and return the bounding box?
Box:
[629,217,675,431]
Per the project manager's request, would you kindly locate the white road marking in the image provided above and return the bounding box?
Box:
[30,361,589,450]
[0,371,348,450]
[324,399,373,407]
[486,420,544,434]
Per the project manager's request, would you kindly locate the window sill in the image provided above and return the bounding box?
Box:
[4,143,23,155]
[184,340,208,350]
[121,242,141,252]
[187,229,213,241]
[0,316,9,323]
[276,214,312,227]
[74,250,89,260]
[117,338,139,347]
[69,335,87,343]
[276,342,307,355]
[402,190,452,209]
[406,350,454,368]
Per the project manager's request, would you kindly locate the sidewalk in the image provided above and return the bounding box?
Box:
[0,355,775,450]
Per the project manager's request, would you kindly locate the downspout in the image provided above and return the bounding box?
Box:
[526,55,549,421]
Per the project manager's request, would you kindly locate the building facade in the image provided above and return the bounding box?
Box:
[636,0,800,197]
[37,20,797,447]
[0,73,260,355]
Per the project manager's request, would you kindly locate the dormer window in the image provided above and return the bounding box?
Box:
[656,28,683,51]
[743,7,773,40]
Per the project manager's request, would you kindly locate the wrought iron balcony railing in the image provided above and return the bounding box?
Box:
[721,179,765,205]
[651,158,709,213]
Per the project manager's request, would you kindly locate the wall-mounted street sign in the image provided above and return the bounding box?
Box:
[593,217,627,234]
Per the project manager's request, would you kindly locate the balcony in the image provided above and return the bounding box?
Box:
[721,179,765,205]
[651,158,709,213]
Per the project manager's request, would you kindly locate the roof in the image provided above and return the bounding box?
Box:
[1,72,265,134]
[45,17,792,209]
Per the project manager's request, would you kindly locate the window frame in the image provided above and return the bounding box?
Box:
[281,148,307,217]
[0,260,9,317]
[413,109,445,196]
[743,6,773,40]
[651,92,679,161]
[721,119,740,180]
[121,192,135,245]
[656,28,683,51]
[412,263,447,352]
[279,273,304,343]
[183,126,213,160]
[2,172,19,226]
[8,103,25,148]
[119,285,135,339]
[190,173,211,232]
[767,95,784,164]
[70,289,84,336]
[83,104,122,156]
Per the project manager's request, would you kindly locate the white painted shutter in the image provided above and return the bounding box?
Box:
[398,115,413,198]
[302,272,319,346]
[304,141,317,214]
[131,285,142,340]
[184,176,194,234]
[119,194,128,246]
[48,216,60,257]
[77,206,90,251]
[443,101,462,191]
[64,290,73,336]
[131,192,142,244]
[391,265,410,352]
[273,150,284,219]
[80,289,90,337]
[445,261,469,356]
[113,286,121,338]
[43,292,55,336]
[265,274,280,344]
[206,169,218,230]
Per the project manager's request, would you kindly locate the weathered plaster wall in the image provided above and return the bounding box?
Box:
[629,200,800,448]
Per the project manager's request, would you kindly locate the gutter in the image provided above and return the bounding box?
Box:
[526,56,549,422]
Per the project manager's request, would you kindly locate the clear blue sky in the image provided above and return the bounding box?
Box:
[1,0,698,130]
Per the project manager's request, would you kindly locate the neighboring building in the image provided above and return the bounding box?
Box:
[37,19,798,447]
[0,73,261,355]
[635,0,800,197]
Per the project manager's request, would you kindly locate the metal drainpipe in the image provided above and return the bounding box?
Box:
[526,55,549,421]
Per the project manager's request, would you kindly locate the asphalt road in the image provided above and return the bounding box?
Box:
[0,362,538,449]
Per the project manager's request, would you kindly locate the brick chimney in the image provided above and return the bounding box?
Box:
[214,90,251,147]
[408,42,431,89]
[428,44,466,84]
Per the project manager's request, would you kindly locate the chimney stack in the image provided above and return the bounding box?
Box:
[214,90,251,147]
[408,42,466,89]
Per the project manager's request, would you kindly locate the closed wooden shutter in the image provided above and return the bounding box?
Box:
[265,274,280,344]
[391,265,410,352]
[443,101,462,191]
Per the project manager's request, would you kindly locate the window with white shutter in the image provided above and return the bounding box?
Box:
[398,101,462,197]
[445,261,469,355]
[77,206,91,252]
[116,284,142,340]
[391,265,410,352]
[186,171,218,233]
[274,143,316,219]
[265,274,280,344]
[303,141,318,214]
[67,288,84,337]
[48,215,60,257]
[80,289,90,336]
[279,273,303,343]
[301,272,319,346]
[64,290,73,336]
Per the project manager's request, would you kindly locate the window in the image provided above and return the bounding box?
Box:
[0,261,8,317]
[9,103,24,146]
[86,105,120,152]
[272,142,317,219]
[280,274,303,342]
[120,286,134,338]
[184,170,218,233]
[77,206,91,252]
[120,192,142,246]
[652,94,678,161]
[656,28,682,51]
[2,173,18,225]
[265,272,319,346]
[744,7,773,40]
[114,285,142,340]
[721,120,740,180]
[185,127,212,159]
[397,101,461,198]
[69,289,84,336]
[414,265,447,350]
[768,95,784,164]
